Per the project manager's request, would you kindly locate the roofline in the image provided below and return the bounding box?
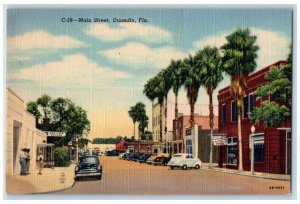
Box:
[218,60,287,94]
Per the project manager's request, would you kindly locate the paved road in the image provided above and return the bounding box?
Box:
[56,156,290,195]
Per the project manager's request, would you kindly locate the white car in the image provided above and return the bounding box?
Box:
[167,153,202,170]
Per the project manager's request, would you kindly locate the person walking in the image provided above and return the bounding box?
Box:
[19,148,27,176]
[37,151,44,175]
[25,148,31,174]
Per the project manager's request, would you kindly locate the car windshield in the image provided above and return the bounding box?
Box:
[80,157,99,164]
[173,155,182,157]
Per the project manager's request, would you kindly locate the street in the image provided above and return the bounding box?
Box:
[56,156,290,195]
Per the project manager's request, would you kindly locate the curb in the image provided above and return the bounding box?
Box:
[200,167,290,181]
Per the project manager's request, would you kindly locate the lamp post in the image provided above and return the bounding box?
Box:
[75,136,79,163]
[250,125,255,175]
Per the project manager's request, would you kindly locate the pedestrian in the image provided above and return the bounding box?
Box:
[19,148,27,176]
[37,151,44,175]
[25,148,31,174]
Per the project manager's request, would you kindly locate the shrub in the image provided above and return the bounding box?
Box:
[54,147,71,167]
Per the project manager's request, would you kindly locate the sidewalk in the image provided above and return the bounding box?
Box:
[201,163,291,181]
[6,163,76,194]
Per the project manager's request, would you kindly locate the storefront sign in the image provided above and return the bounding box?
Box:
[213,135,227,146]
[47,131,66,137]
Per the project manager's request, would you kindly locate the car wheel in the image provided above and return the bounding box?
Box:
[74,177,79,181]
[98,175,102,180]
[182,164,187,170]
[170,166,174,170]
[195,164,200,170]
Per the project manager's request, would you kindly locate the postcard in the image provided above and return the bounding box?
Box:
[4,6,293,196]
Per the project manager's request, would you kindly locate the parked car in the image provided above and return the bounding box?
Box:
[167,153,202,170]
[118,153,125,159]
[146,155,159,165]
[80,151,91,157]
[92,150,99,156]
[153,156,172,166]
[105,150,119,156]
[132,153,143,162]
[138,153,151,163]
[125,153,134,160]
[74,155,102,181]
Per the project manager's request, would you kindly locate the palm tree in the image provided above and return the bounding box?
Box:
[168,59,186,153]
[221,28,259,171]
[160,69,172,139]
[183,55,202,127]
[128,106,138,139]
[153,75,165,143]
[196,46,223,168]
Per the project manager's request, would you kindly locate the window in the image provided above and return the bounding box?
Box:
[227,137,237,165]
[243,96,249,118]
[221,103,226,124]
[186,139,193,155]
[249,94,255,113]
[128,146,134,153]
[254,143,264,163]
[231,101,237,122]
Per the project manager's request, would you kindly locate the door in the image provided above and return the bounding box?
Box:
[286,131,291,174]
[13,122,21,174]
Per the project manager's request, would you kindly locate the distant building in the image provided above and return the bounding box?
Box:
[116,139,157,154]
[6,88,47,175]
[217,61,291,174]
[87,143,116,154]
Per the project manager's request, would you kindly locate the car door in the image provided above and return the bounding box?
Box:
[186,154,195,167]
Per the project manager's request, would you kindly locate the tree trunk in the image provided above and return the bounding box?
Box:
[164,96,168,136]
[159,104,163,143]
[190,102,195,127]
[237,107,243,171]
[133,122,135,139]
[209,91,214,169]
[175,93,179,153]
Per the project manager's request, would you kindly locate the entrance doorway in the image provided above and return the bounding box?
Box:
[13,121,21,174]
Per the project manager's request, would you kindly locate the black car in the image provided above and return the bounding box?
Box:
[138,153,151,163]
[132,153,143,162]
[105,150,119,156]
[153,156,172,166]
[74,155,102,181]
[126,153,135,160]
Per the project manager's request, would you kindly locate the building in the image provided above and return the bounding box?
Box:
[152,102,173,153]
[217,61,291,174]
[6,88,47,175]
[88,143,116,154]
[173,114,218,157]
[116,139,157,154]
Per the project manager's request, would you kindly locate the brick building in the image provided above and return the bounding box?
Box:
[116,139,157,154]
[173,114,218,162]
[217,61,291,174]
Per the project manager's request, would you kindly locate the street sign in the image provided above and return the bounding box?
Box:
[47,131,66,137]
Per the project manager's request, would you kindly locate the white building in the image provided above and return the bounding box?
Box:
[6,88,47,175]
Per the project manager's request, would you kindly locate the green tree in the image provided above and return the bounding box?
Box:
[183,55,202,127]
[128,105,139,138]
[221,28,259,171]
[251,50,292,128]
[26,96,90,146]
[78,138,92,150]
[197,46,223,168]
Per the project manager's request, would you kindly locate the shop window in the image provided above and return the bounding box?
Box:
[254,143,264,162]
[243,96,249,118]
[186,139,193,155]
[221,103,226,124]
[231,101,237,122]
[227,137,237,165]
[249,94,255,113]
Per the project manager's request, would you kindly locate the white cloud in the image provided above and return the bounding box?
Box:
[85,23,173,44]
[8,54,131,88]
[7,30,86,61]
[193,28,290,69]
[99,42,186,70]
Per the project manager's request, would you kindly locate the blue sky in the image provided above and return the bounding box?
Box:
[6,8,293,138]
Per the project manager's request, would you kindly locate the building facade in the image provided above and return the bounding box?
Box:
[6,88,47,175]
[172,114,218,163]
[217,61,291,174]
[116,139,157,154]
